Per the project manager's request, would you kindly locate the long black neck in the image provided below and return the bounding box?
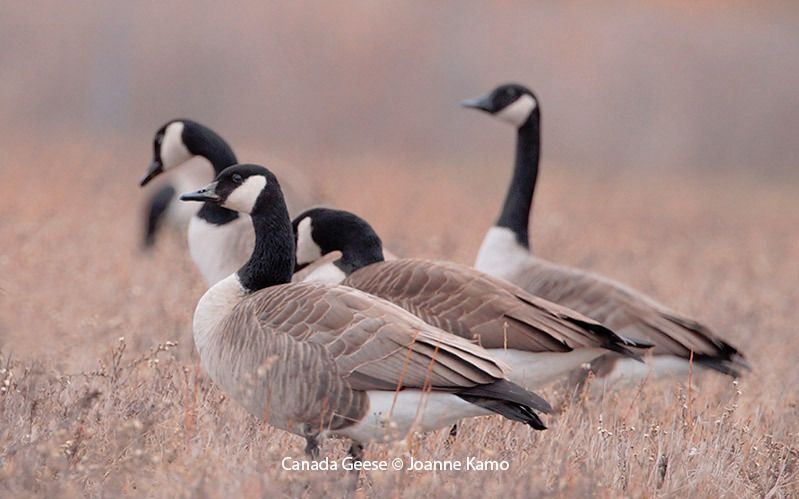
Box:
[237,197,295,293]
[194,133,240,225]
[496,115,540,249]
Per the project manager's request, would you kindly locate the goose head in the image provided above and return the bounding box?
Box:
[461,83,539,128]
[181,164,294,290]
[291,208,384,274]
[141,120,193,186]
[180,164,281,215]
[140,119,236,186]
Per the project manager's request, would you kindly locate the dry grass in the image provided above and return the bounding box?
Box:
[0,132,797,497]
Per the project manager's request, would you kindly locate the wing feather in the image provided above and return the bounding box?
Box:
[201,281,516,433]
[343,259,640,357]
[509,256,748,375]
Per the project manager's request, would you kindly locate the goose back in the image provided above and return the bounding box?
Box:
[198,280,536,436]
[507,255,747,375]
[342,259,640,356]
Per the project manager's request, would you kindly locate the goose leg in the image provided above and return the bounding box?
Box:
[445,423,459,447]
[346,441,365,493]
[304,436,320,459]
[561,356,615,409]
[347,441,364,463]
[302,423,321,459]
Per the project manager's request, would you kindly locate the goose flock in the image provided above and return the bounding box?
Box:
[138,82,748,463]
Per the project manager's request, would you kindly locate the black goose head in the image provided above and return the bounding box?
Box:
[181,164,293,291]
[180,163,282,215]
[140,119,236,186]
[291,207,384,274]
[461,83,539,129]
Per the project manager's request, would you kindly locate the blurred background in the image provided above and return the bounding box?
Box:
[1,6,798,495]
[1,0,798,175]
[0,1,797,363]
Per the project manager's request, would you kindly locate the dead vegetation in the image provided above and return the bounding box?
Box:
[0,134,797,497]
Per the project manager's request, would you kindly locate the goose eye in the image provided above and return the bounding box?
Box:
[231,173,243,185]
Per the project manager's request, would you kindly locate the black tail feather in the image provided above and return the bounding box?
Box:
[695,353,750,378]
[577,319,652,363]
[663,313,750,378]
[458,396,547,430]
[602,339,646,363]
[456,379,551,431]
[458,379,552,414]
[617,334,655,350]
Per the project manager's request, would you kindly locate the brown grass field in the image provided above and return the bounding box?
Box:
[0,133,797,497]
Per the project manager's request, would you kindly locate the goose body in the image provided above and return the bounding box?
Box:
[140,120,312,285]
[196,275,545,442]
[292,208,650,390]
[463,83,748,379]
[179,164,551,452]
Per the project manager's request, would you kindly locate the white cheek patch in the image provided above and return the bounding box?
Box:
[496,94,537,127]
[224,175,267,214]
[161,122,192,168]
[295,217,322,265]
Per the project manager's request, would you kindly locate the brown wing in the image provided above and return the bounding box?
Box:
[202,281,515,432]
[509,256,747,376]
[343,259,640,357]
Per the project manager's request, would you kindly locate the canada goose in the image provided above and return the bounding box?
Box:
[139,119,313,285]
[462,83,749,380]
[291,207,650,390]
[177,163,552,458]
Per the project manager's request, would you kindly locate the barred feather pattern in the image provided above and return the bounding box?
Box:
[196,281,515,437]
[342,259,636,356]
[505,256,748,376]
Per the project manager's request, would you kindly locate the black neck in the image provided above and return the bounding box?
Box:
[496,117,540,248]
[189,127,238,174]
[237,199,295,293]
[336,244,385,275]
[193,132,240,224]
[199,144,237,175]
[197,203,240,224]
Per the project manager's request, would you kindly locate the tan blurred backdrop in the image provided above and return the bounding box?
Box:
[1,0,798,176]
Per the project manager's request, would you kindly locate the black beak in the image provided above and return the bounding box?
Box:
[180,181,221,203]
[140,160,164,187]
[460,95,494,113]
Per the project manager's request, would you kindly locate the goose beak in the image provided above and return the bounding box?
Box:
[140,160,164,187]
[180,181,220,203]
[460,95,493,112]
